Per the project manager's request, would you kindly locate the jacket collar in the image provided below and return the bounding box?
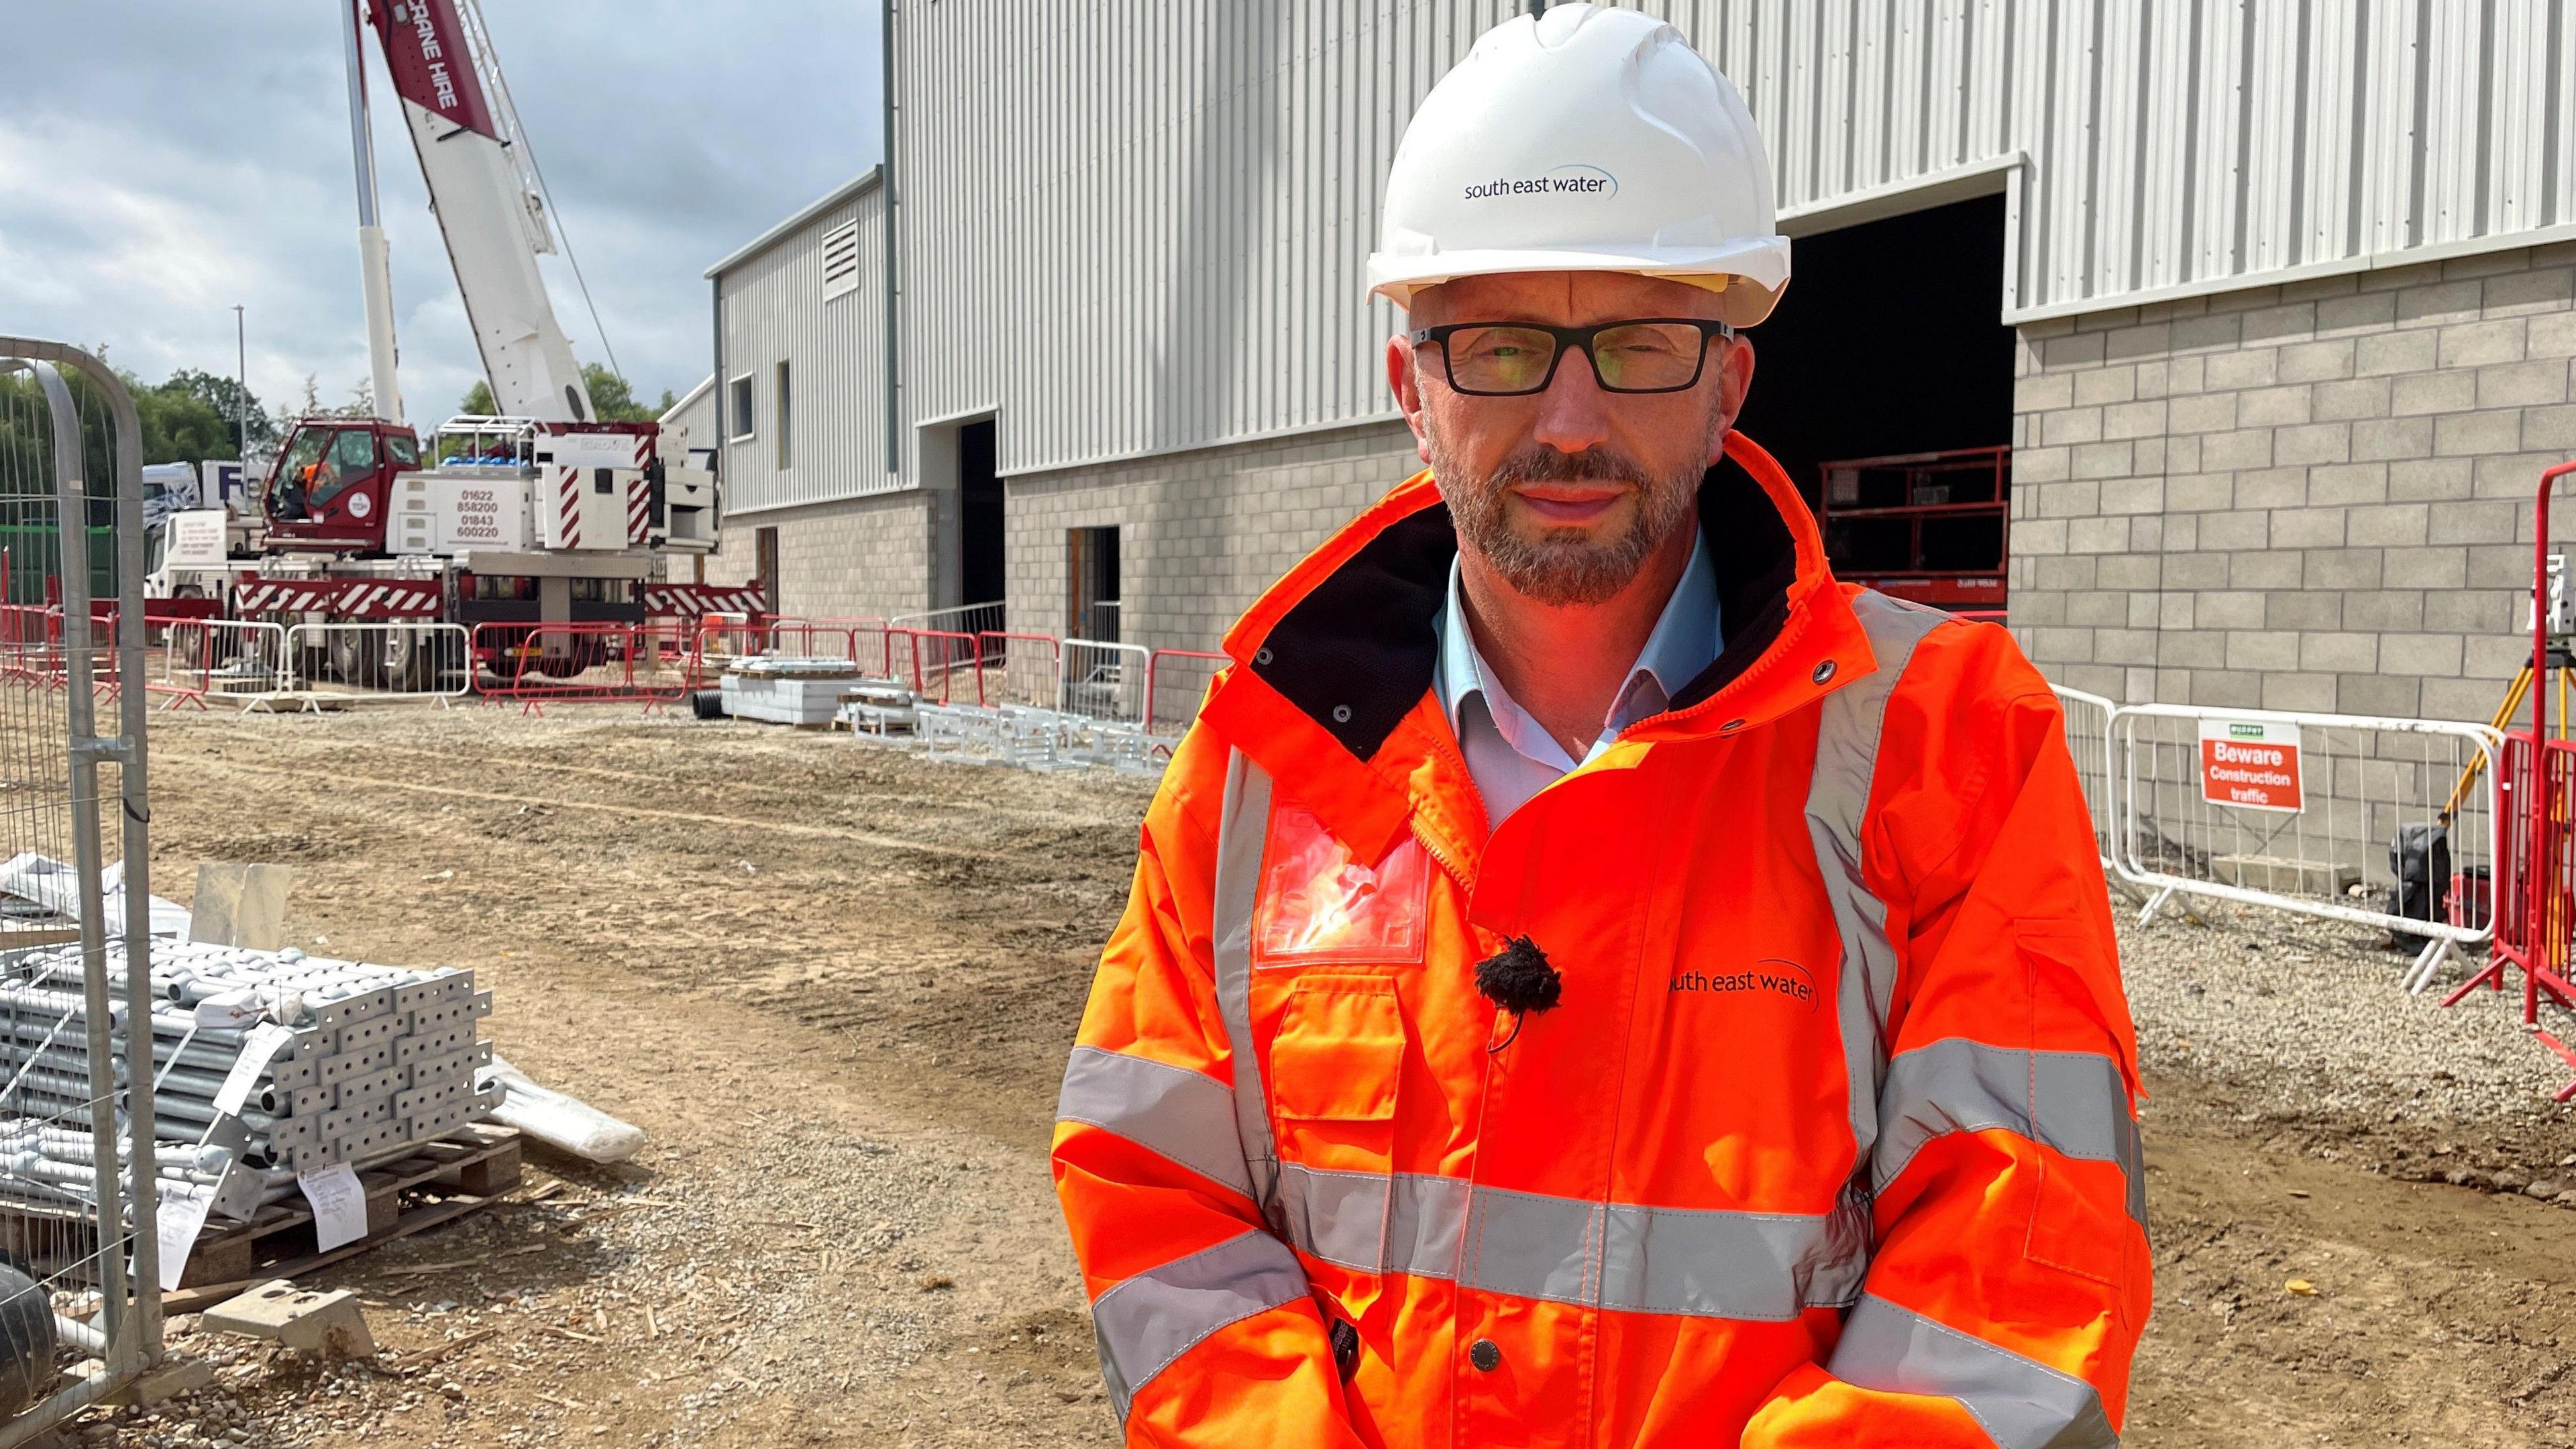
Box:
[1197,431,1874,871]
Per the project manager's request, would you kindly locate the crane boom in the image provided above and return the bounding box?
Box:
[360,0,596,423]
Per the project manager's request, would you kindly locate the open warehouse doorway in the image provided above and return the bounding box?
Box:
[1733,193,2016,614]
[958,419,1005,624]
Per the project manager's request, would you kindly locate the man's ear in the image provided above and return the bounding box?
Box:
[1709,336,1756,465]
[1387,335,1434,467]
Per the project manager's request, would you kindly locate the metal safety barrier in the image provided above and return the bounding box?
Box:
[0,333,167,1442]
[888,628,983,706]
[888,600,1006,639]
[761,615,890,675]
[153,619,288,711]
[2050,685,2118,871]
[1060,638,1150,726]
[1146,649,1228,738]
[977,632,1063,710]
[2112,700,2502,980]
[468,621,703,710]
[277,621,474,706]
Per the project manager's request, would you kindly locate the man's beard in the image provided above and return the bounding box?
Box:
[1428,431,1711,607]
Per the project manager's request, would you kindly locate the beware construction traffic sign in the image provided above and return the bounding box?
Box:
[2200,718,2304,813]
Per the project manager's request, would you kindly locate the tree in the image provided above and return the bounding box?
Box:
[458,364,662,422]
[130,380,233,466]
[580,364,657,422]
[159,370,278,456]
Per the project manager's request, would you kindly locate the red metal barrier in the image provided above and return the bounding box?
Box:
[2446,458,2576,1097]
[0,604,66,692]
[694,614,892,678]
[469,621,705,712]
[976,631,1063,708]
[1144,649,1228,735]
[888,629,983,706]
[773,616,891,674]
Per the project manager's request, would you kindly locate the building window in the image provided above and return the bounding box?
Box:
[727,374,755,442]
[820,220,862,301]
[774,362,792,470]
[756,526,780,614]
[1067,525,1120,640]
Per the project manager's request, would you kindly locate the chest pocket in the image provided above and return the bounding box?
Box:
[1253,799,1431,967]
[1268,975,1406,1181]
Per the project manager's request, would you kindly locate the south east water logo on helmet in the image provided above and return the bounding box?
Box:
[1460,164,1620,202]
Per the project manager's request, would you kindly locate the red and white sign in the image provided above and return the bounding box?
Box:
[2199,718,2304,813]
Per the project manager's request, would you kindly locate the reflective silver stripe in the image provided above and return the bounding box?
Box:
[1874,1038,2147,1229]
[1213,750,1282,1218]
[1831,1292,2118,1449]
[1089,1228,1312,1424]
[1273,1163,1864,1322]
[1275,1160,1469,1278]
[1057,1045,1255,1199]
[1805,592,1951,1168]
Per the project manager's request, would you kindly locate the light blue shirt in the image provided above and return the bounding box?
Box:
[1435,531,1723,825]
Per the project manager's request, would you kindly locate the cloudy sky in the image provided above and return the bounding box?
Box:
[1,1,880,425]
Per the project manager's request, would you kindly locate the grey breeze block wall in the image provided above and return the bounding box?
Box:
[2009,239,2576,725]
[1004,420,1423,657]
[707,492,936,622]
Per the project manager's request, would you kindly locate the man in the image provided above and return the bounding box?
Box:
[1053,7,2147,1446]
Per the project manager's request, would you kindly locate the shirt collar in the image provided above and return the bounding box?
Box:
[1436,529,1723,756]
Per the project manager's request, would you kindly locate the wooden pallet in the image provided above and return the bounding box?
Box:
[175,1124,522,1289]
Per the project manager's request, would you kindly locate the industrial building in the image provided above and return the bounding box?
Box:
[698,1,2576,724]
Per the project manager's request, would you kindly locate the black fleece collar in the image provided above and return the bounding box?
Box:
[1247,455,1801,761]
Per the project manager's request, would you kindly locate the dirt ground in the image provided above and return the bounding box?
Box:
[72,703,2576,1446]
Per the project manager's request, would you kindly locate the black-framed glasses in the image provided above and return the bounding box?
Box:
[1407,317,1735,396]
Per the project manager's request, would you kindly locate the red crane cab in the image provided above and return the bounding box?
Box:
[260,417,421,554]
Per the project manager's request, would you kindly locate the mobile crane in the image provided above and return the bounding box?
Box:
[205,0,756,688]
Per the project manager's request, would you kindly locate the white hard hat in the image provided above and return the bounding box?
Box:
[1367,3,1790,327]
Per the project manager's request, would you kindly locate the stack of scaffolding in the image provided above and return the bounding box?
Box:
[0,938,501,1222]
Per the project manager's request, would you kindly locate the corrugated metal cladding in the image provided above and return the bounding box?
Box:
[888,0,2576,480]
[716,182,890,512]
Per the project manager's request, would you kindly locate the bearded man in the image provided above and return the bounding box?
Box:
[1051,7,2147,1446]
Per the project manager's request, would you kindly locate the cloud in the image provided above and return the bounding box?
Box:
[0,0,877,425]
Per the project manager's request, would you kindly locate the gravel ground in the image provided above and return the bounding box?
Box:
[2118,892,2576,1128]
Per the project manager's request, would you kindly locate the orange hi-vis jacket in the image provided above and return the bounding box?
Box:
[1053,432,2149,1448]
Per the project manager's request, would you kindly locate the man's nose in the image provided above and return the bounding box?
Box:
[1529,345,1613,455]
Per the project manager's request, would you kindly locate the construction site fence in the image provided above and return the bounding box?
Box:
[888,629,984,706]
[278,622,474,705]
[1145,649,1228,737]
[1060,638,1150,725]
[466,621,702,707]
[977,632,1063,710]
[2459,733,2576,1059]
[2107,700,2502,981]
[2050,686,2118,871]
[888,600,1007,640]
[152,619,289,710]
[0,334,165,1442]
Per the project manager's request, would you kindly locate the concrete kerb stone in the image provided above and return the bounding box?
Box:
[201,1281,378,1359]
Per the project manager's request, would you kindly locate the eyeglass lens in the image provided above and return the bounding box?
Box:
[1444,323,1711,394]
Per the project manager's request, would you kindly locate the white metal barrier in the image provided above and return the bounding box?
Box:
[276,622,474,706]
[1059,638,1150,725]
[2050,685,2118,872]
[2110,700,2502,981]
[154,619,287,710]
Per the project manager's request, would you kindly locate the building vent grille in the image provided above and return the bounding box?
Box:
[821,220,862,301]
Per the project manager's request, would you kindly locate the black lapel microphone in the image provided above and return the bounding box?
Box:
[1476,935,1561,1052]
